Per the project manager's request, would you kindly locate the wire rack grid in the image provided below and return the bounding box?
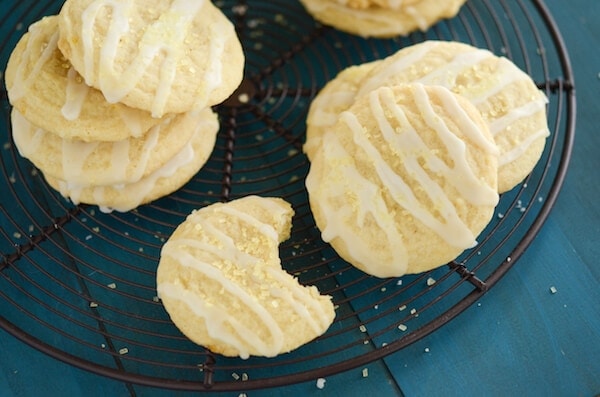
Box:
[0,0,575,392]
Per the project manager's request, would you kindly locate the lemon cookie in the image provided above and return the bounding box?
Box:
[357,40,550,192]
[58,0,245,117]
[41,108,219,213]
[11,108,206,187]
[306,84,499,278]
[299,0,467,38]
[4,16,164,142]
[156,196,335,358]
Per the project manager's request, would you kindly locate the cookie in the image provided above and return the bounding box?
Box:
[156,196,335,358]
[307,41,550,192]
[299,0,467,38]
[11,107,203,187]
[57,0,245,117]
[4,16,164,142]
[306,84,499,278]
[41,108,219,213]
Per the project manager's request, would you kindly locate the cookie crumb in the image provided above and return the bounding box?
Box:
[426,277,436,286]
[107,283,117,289]
[118,347,129,355]
[361,368,369,378]
[398,324,407,332]
[549,286,558,294]
[316,378,326,389]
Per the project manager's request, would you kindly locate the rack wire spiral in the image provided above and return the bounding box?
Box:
[0,0,575,392]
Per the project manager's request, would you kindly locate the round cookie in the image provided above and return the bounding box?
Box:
[306,84,499,278]
[11,107,205,187]
[57,0,245,117]
[357,40,550,193]
[156,196,335,358]
[4,16,164,142]
[299,0,467,38]
[43,108,219,213]
[304,61,378,161]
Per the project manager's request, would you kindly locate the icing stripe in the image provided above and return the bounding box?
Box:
[489,96,549,136]
[79,0,207,116]
[61,67,91,120]
[314,129,409,275]
[10,25,59,101]
[499,128,549,166]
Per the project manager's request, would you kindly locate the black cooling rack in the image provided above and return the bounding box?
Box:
[0,0,575,392]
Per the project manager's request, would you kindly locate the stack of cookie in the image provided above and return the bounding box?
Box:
[305,41,550,278]
[299,0,467,38]
[5,0,245,212]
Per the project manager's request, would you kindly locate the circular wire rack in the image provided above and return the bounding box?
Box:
[0,0,575,392]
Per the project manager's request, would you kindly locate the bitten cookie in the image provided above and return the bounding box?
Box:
[11,108,202,187]
[156,196,335,358]
[357,41,550,192]
[4,15,163,142]
[39,108,219,213]
[306,84,499,278]
[58,0,245,117]
[298,0,467,38]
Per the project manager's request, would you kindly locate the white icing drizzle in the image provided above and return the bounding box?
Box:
[214,206,279,242]
[431,85,499,155]
[357,41,438,96]
[116,107,144,138]
[310,130,409,275]
[310,91,356,127]
[18,109,165,186]
[404,6,428,30]
[79,0,206,117]
[466,57,533,105]
[122,123,162,183]
[351,43,547,172]
[159,248,284,359]
[166,237,258,269]
[265,267,332,334]
[9,23,59,101]
[11,110,44,157]
[61,139,100,182]
[390,85,498,205]
[195,21,226,110]
[344,91,476,248]
[59,132,197,212]
[488,96,549,136]
[499,128,549,166]
[61,67,91,120]
[415,49,494,87]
